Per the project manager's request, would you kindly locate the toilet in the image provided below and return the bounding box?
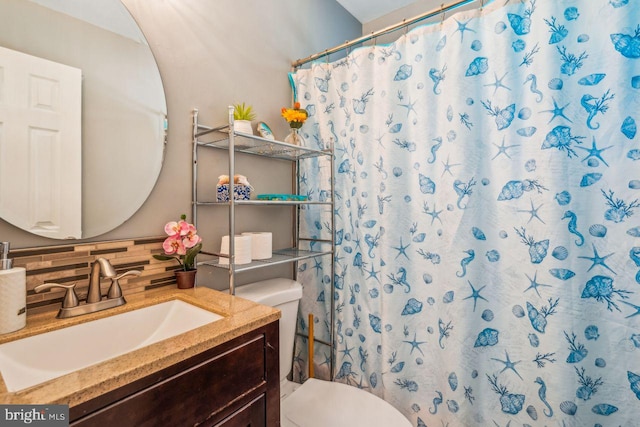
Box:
[235,278,411,427]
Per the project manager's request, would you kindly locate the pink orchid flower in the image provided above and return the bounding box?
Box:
[182,224,201,248]
[163,234,186,255]
[164,220,189,237]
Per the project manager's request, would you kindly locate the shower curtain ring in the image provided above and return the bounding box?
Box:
[440,5,446,26]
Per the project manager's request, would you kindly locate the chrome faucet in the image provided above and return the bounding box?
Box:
[35,257,141,319]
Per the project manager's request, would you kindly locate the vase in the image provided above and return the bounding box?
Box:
[175,269,197,289]
[284,128,305,146]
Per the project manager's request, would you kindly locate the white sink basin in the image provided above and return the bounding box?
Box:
[0,300,223,392]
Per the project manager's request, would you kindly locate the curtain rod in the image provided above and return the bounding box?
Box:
[292,0,479,69]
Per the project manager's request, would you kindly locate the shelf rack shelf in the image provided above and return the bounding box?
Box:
[191,107,334,294]
[195,125,331,161]
[195,200,333,207]
[198,248,333,272]
[192,106,336,379]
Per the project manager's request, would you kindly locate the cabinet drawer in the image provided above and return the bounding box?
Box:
[72,334,266,427]
[215,394,266,427]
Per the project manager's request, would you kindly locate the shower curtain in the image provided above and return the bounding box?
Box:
[292,0,640,425]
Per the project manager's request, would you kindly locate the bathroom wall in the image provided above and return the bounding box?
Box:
[363,0,479,43]
[2,1,361,290]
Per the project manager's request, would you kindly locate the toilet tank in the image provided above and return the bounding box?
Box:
[234,278,302,382]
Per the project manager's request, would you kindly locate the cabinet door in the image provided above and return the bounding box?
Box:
[214,395,266,427]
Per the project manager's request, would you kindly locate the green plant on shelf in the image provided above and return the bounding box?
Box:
[233,103,256,121]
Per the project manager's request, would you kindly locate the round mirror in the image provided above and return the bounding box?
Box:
[0,0,167,239]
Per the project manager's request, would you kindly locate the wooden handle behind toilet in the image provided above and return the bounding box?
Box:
[308,313,314,379]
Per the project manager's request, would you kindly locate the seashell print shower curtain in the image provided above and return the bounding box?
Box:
[291,0,640,425]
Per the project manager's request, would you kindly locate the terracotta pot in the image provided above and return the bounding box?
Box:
[175,269,197,289]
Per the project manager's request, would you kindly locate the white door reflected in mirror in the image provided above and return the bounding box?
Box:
[0,46,82,239]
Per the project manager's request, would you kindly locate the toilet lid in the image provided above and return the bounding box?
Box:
[281,378,412,427]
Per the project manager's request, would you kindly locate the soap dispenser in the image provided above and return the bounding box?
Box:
[0,242,26,334]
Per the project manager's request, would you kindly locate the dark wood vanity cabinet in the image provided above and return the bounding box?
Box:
[70,321,280,427]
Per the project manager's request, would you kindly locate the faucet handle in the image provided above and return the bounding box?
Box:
[107,270,142,299]
[34,283,79,308]
[115,270,142,280]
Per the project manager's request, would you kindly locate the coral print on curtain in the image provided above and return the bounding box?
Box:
[291,0,640,425]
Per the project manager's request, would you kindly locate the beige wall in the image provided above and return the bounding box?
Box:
[0,0,360,288]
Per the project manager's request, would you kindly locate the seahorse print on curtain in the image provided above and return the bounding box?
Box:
[292,0,640,425]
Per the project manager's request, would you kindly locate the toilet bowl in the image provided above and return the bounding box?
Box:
[235,278,411,427]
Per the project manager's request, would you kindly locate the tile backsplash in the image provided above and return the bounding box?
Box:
[10,237,178,314]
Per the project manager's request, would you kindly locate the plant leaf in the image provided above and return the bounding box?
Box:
[183,243,203,269]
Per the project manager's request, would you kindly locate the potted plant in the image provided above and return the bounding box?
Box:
[233,102,256,134]
[153,214,202,288]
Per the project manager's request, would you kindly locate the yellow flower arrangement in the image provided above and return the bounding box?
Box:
[281,102,308,129]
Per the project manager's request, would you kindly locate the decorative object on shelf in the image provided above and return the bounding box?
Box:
[217,184,251,201]
[281,102,308,145]
[257,194,308,201]
[216,174,253,201]
[233,102,256,134]
[284,128,305,146]
[257,122,275,140]
[153,214,202,288]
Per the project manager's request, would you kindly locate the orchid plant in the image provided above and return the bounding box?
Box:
[153,214,202,271]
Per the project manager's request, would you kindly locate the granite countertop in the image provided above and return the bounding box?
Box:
[0,286,280,407]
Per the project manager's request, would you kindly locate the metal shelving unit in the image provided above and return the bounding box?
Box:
[191,107,335,295]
